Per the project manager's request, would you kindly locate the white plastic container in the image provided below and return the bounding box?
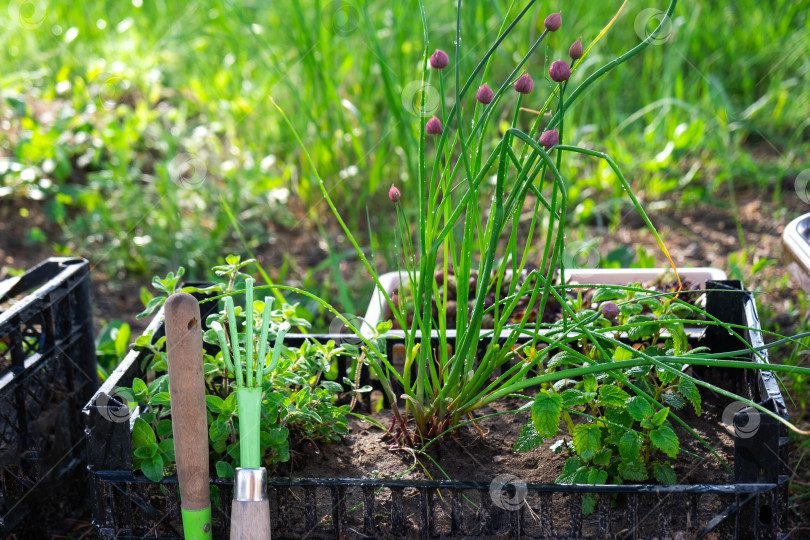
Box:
[362,267,727,340]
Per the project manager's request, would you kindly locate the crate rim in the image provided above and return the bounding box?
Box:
[0,257,89,324]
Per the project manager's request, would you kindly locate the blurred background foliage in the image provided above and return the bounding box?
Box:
[0,0,808,293]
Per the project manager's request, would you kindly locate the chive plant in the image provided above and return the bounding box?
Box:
[275,0,810,462]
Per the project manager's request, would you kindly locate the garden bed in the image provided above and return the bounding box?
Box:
[83,271,789,539]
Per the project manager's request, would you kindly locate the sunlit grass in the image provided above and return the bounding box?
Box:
[0,0,807,288]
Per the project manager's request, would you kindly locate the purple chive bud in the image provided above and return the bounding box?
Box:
[388,184,401,203]
[429,49,450,70]
[539,129,559,149]
[426,115,443,135]
[549,60,571,82]
[513,73,534,94]
[569,39,583,61]
[601,301,619,321]
[544,11,562,32]
[476,83,494,104]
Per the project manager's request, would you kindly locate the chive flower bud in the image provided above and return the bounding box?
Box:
[539,129,559,149]
[426,115,443,135]
[549,60,571,82]
[513,73,533,94]
[569,39,583,61]
[601,301,619,321]
[389,184,401,203]
[544,11,562,32]
[434,270,445,285]
[429,49,449,70]
[476,83,494,104]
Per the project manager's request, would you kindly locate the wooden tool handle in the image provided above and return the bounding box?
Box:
[230,500,272,540]
[165,293,211,513]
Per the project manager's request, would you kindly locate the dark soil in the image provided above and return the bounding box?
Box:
[289,397,735,486]
[273,394,737,538]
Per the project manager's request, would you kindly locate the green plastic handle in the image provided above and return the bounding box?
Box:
[181,506,213,540]
[237,387,263,469]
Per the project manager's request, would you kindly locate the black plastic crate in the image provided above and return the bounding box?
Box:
[0,257,97,533]
[83,280,789,539]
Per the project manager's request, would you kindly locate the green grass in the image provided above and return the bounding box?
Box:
[1,0,808,294]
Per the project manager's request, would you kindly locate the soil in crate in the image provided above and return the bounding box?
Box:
[266,394,739,538]
[287,396,735,485]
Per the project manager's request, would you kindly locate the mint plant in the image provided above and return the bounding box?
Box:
[512,285,709,513]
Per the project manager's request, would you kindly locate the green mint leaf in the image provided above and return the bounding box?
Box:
[625,397,654,421]
[627,315,656,341]
[147,374,169,395]
[592,288,624,303]
[583,375,598,394]
[561,389,587,407]
[657,366,678,385]
[650,425,679,458]
[548,351,580,369]
[556,456,584,484]
[654,461,677,485]
[638,297,663,312]
[272,441,291,463]
[582,493,598,515]
[208,417,230,442]
[618,459,648,481]
[587,468,608,485]
[597,385,631,408]
[573,423,602,460]
[514,423,544,453]
[678,379,701,415]
[605,407,634,430]
[651,407,669,427]
[613,347,634,362]
[661,392,686,410]
[618,431,643,460]
[592,448,612,467]
[620,303,644,316]
[532,390,563,438]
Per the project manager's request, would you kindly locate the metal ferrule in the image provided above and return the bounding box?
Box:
[233,467,268,502]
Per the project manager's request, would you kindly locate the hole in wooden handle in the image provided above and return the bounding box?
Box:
[188,317,198,330]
